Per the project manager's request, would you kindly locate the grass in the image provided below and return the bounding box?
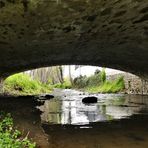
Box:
[86,76,125,93]
[0,112,36,148]
[4,73,52,95]
[3,73,72,96]
[3,71,125,95]
[73,69,125,94]
[53,78,72,89]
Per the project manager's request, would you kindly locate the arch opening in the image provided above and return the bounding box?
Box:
[2,65,148,96]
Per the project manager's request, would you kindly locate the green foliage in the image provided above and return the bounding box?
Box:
[87,76,125,93]
[73,69,104,89]
[0,112,36,148]
[73,68,125,93]
[4,73,52,95]
[73,75,89,88]
[53,78,72,89]
[100,68,106,83]
[87,73,102,87]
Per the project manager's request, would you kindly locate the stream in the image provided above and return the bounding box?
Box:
[1,89,148,148]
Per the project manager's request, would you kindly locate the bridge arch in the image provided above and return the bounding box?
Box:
[0,0,148,79]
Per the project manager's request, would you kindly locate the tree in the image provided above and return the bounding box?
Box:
[100,68,106,83]
[68,65,73,85]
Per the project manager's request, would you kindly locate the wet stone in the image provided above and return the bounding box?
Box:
[39,94,54,100]
[82,96,98,104]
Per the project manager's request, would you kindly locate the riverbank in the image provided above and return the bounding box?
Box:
[0,95,49,147]
[72,71,125,94]
[0,112,36,148]
[3,73,52,96]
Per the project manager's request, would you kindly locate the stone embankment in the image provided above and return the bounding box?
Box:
[107,73,148,95]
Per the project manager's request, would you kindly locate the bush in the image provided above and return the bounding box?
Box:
[0,112,36,148]
[73,75,89,88]
[87,73,101,87]
[4,73,52,95]
[100,68,106,83]
[73,71,102,89]
[87,76,125,93]
[53,78,72,89]
[73,69,125,93]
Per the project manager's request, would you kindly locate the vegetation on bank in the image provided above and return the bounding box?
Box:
[53,78,72,89]
[3,73,72,95]
[4,73,52,95]
[3,68,125,95]
[86,76,125,93]
[0,112,36,148]
[73,69,125,93]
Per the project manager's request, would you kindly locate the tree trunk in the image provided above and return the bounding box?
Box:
[69,66,73,85]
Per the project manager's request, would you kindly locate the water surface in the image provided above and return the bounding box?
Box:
[1,89,148,148]
[40,89,148,125]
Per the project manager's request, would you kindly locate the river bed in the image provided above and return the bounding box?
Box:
[0,89,148,148]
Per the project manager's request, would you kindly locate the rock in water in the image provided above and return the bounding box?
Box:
[39,94,54,100]
[82,96,98,103]
[45,94,54,99]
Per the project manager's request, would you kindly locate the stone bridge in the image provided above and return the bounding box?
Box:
[0,0,148,79]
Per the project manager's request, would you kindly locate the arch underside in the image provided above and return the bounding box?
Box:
[0,0,148,78]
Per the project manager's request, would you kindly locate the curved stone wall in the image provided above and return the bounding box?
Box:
[0,0,148,79]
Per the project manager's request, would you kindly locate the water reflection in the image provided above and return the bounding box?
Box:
[1,90,148,147]
[39,89,148,125]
